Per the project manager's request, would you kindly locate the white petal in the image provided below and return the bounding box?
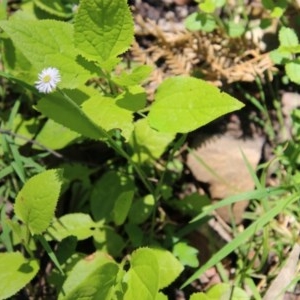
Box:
[35,67,61,93]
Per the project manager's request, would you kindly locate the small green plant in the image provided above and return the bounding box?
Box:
[184,0,289,38]
[0,0,245,298]
[184,0,249,37]
[2,0,299,298]
[270,26,300,84]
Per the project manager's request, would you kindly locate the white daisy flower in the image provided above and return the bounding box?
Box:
[35,67,61,93]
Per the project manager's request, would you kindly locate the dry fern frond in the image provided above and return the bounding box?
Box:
[223,52,275,83]
[131,13,275,97]
[131,40,153,65]
[165,50,190,75]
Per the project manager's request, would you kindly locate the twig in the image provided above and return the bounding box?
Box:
[0,128,63,158]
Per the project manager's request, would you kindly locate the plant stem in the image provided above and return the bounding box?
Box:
[149,134,187,240]
[57,88,155,196]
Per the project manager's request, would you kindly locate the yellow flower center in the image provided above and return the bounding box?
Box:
[43,75,51,83]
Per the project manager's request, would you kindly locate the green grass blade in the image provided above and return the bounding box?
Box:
[37,235,64,275]
[10,161,26,183]
[0,165,14,180]
[240,148,262,190]
[244,277,262,300]
[181,193,298,288]
[187,146,237,192]
[190,187,285,223]
[0,204,13,252]
[2,100,26,182]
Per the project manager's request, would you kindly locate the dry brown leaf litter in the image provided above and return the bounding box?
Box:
[131,12,276,99]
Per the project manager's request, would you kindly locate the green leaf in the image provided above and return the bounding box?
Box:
[48,253,84,293]
[62,163,92,189]
[11,114,39,147]
[125,223,144,247]
[5,219,37,249]
[156,292,168,300]
[173,241,199,268]
[14,169,63,235]
[112,190,134,225]
[262,0,288,16]
[148,76,244,133]
[128,194,155,224]
[269,49,291,64]
[199,0,216,13]
[0,252,39,299]
[82,94,134,141]
[206,283,250,299]
[262,0,274,10]
[35,119,80,150]
[36,92,105,140]
[1,37,37,84]
[226,21,245,38]
[46,213,96,241]
[260,18,272,30]
[185,12,216,32]
[93,227,125,256]
[34,0,73,18]
[172,193,210,217]
[200,0,225,12]
[279,27,299,47]
[129,118,175,163]
[116,85,147,112]
[285,61,300,84]
[151,248,184,289]
[55,236,78,265]
[190,293,209,300]
[0,2,7,20]
[124,248,160,300]
[58,251,119,300]
[270,6,285,18]
[0,19,91,89]
[74,0,134,69]
[112,65,153,87]
[90,171,135,222]
[281,45,300,54]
